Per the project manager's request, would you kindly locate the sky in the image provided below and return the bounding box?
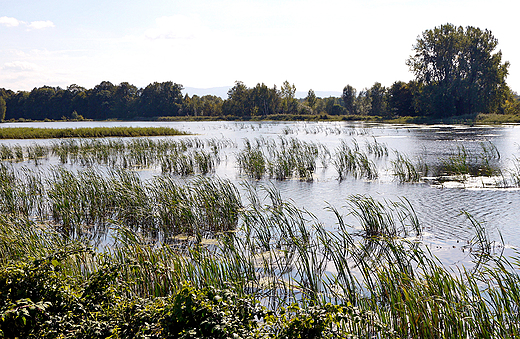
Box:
[1,0,519,96]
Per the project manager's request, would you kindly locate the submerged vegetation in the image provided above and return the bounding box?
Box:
[0,165,241,240]
[333,140,378,180]
[237,137,324,181]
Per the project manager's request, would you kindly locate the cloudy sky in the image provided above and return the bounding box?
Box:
[1,0,519,95]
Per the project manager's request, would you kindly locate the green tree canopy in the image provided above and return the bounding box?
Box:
[305,89,317,109]
[406,23,509,117]
[342,85,357,115]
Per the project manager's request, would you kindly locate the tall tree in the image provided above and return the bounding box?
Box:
[280,80,297,114]
[368,82,386,116]
[387,81,415,116]
[342,85,357,115]
[406,23,509,117]
[250,83,280,116]
[356,90,372,116]
[88,81,116,119]
[138,81,184,117]
[305,89,317,110]
[222,81,252,116]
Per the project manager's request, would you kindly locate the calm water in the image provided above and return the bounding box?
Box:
[2,120,520,264]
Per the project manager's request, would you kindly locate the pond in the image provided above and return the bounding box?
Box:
[1,120,519,266]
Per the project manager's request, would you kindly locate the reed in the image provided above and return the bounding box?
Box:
[440,141,501,177]
[2,181,520,337]
[236,139,266,179]
[0,137,227,175]
[0,165,242,240]
[365,137,389,157]
[333,140,378,180]
[509,157,520,187]
[236,137,324,181]
[391,151,427,183]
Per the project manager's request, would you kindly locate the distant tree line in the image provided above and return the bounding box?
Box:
[0,24,519,122]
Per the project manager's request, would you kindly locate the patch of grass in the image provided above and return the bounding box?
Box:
[439,142,501,177]
[476,113,520,124]
[0,126,189,139]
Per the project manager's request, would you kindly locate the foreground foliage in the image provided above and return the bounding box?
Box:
[1,177,520,338]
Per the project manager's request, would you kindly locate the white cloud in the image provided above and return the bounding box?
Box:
[28,20,55,30]
[0,16,21,27]
[0,16,54,30]
[3,61,40,71]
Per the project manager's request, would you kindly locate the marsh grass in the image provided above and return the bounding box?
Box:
[391,151,428,183]
[365,137,389,157]
[333,140,378,180]
[509,156,520,187]
[440,141,501,177]
[0,137,230,175]
[0,126,188,139]
[236,137,324,181]
[2,180,520,337]
[1,165,241,240]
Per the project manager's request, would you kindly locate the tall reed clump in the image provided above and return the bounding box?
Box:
[333,140,378,180]
[236,136,324,181]
[365,137,389,157]
[1,165,241,240]
[236,139,266,180]
[0,164,46,218]
[440,141,501,177]
[509,156,520,187]
[33,137,228,175]
[391,151,428,183]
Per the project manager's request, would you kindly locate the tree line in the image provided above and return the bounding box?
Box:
[0,24,519,122]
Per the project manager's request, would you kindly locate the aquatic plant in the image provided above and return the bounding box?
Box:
[236,139,266,180]
[1,182,520,337]
[365,137,389,157]
[391,151,426,183]
[236,137,324,181]
[333,140,378,180]
[439,141,501,177]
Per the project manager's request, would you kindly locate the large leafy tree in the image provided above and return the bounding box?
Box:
[250,83,280,116]
[368,82,387,116]
[138,81,184,117]
[406,23,509,117]
[387,81,415,116]
[280,80,297,114]
[342,85,357,115]
[222,81,252,116]
[305,89,317,110]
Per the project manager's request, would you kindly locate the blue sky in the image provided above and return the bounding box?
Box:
[1,0,519,94]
